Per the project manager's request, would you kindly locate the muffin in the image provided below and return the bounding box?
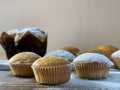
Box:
[9,52,41,77]
[45,50,76,62]
[73,53,113,79]
[60,46,79,56]
[0,27,47,59]
[96,45,119,52]
[31,56,72,84]
[111,50,120,69]
[96,45,119,59]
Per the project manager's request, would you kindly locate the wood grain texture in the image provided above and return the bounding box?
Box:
[1,70,120,89]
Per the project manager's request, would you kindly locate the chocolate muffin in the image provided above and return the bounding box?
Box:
[0,27,47,59]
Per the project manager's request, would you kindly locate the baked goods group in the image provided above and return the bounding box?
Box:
[1,27,120,85]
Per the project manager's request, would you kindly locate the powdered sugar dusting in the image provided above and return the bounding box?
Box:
[17,27,46,38]
[45,50,76,62]
[111,50,120,60]
[7,27,46,43]
[7,29,19,35]
[67,71,120,89]
[73,53,113,67]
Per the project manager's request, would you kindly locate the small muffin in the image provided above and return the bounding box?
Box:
[96,45,119,58]
[111,50,120,69]
[96,45,119,52]
[9,52,41,77]
[73,53,113,79]
[60,46,79,56]
[31,56,72,84]
[45,50,76,62]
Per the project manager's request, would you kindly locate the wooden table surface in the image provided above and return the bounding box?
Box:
[0,52,7,60]
[1,53,120,90]
[1,69,120,90]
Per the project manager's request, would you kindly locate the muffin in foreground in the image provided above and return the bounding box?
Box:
[60,46,79,56]
[73,53,113,79]
[31,56,72,84]
[111,50,120,69]
[45,49,76,62]
[9,52,41,77]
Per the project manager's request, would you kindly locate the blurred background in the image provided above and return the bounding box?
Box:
[0,0,120,54]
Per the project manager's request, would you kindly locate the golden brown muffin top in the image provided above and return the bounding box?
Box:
[78,46,118,61]
[78,49,104,55]
[96,45,119,53]
[32,56,70,67]
[60,46,79,55]
[9,52,41,63]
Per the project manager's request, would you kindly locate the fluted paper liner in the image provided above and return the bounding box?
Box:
[112,59,120,69]
[74,62,109,79]
[31,64,72,84]
[9,63,33,77]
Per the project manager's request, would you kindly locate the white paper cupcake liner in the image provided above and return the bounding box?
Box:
[31,64,72,84]
[112,59,120,69]
[74,62,109,79]
[9,63,33,77]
